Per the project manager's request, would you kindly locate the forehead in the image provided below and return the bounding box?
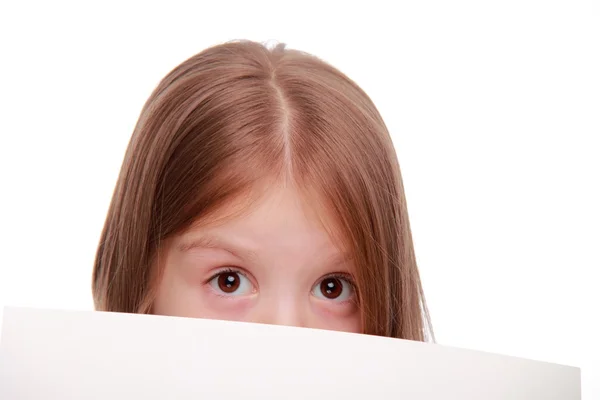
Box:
[184,183,346,258]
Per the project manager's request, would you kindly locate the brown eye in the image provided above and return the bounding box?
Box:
[320,277,343,299]
[209,270,253,296]
[217,272,240,293]
[312,276,354,302]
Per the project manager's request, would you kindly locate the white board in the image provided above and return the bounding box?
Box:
[0,307,580,399]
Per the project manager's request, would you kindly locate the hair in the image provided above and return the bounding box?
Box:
[92,40,433,342]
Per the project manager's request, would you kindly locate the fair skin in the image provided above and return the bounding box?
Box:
[152,184,361,333]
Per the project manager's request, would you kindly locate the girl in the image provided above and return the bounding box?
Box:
[92,40,433,341]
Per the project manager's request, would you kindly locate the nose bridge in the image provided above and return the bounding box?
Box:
[257,288,306,328]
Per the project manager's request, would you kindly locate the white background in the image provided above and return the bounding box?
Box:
[0,0,598,398]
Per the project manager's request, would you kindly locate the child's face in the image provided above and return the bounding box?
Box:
[152,185,361,333]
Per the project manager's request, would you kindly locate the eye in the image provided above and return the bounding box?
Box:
[311,275,354,302]
[208,269,253,296]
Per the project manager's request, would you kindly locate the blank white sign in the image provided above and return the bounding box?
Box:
[0,307,580,399]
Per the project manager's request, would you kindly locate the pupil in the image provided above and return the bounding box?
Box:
[320,278,342,299]
[218,272,240,293]
[326,282,335,293]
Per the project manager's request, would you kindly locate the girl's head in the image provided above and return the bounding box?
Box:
[93,40,432,341]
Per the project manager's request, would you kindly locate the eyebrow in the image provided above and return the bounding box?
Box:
[177,233,353,272]
[177,234,260,264]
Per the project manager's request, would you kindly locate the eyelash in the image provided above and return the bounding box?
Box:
[320,272,357,288]
[206,266,249,284]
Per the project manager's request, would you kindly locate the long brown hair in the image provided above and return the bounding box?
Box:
[93,40,433,341]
